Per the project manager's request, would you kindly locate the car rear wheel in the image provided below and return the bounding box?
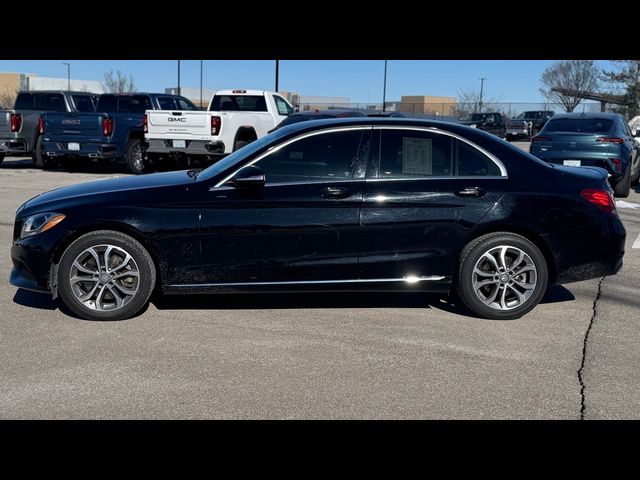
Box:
[234,140,251,151]
[57,230,156,321]
[455,232,548,320]
[32,136,45,168]
[0,153,4,164]
[612,166,631,197]
[126,139,147,175]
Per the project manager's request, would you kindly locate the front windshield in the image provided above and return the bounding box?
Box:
[197,127,293,182]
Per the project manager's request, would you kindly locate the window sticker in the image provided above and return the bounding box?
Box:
[402,137,432,175]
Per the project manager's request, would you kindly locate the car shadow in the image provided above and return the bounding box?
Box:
[13,285,576,322]
[0,157,131,175]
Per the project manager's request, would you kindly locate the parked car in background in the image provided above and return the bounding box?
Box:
[42,93,197,174]
[459,112,506,138]
[10,118,625,321]
[269,109,366,132]
[530,112,640,197]
[144,89,295,171]
[0,91,97,167]
[505,110,555,141]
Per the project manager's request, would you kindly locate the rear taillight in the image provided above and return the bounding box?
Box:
[611,158,622,173]
[581,188,617,216]
[211,116,221,136]
[143,114,148,134]
[597,137,624,144]
[103,117,114,137]
[531,135,551,143]
[10,113,22,132]
[38,115,44,135]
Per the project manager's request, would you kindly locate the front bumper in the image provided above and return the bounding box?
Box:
[42,140,121,160]
[144,138,226,158]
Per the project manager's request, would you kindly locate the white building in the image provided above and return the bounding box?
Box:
[27,76,104,93]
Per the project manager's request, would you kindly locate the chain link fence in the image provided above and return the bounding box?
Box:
[297,101,633,121]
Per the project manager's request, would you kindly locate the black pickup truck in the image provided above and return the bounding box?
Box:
[42,92,197,173]
[505,110,555,141]
[0,90,97,167]
[459,112,506,138]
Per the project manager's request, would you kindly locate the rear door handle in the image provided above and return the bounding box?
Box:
[455,187,487,198]
[320,186,351,199]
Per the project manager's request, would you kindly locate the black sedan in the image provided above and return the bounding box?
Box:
[10,118,625,321]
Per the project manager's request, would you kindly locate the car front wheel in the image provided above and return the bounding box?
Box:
[57,230,156,321]
[456,232,548,320]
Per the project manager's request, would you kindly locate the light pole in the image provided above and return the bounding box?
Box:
[200,60,203,109]
[382,60,388,112]
[478,77,486,113]
[177,60,181,96]
[62,62,70,91]
[275,60,279,92]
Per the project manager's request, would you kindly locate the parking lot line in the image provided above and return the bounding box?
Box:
[633,232,640,249]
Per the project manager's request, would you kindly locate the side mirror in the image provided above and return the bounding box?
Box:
[294,104,300,113]
[232,165,266,189]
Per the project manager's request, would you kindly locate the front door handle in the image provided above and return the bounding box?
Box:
[320,186,351,199]
[455,187,487,198]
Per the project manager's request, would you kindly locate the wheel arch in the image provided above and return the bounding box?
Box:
[461,223,558,284]
[51,222,163,291]
[233,127,258,148]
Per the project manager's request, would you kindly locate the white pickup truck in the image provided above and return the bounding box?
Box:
[143,89,294,166]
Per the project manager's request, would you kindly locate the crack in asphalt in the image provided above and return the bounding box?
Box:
[578,276,605,420]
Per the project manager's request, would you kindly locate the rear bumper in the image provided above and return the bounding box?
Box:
[144,138,226,157]
[506,128,528,138]
[0,136,31,155]
[531,152,627,179]
[42,140,121,160]
[550,215,626,284]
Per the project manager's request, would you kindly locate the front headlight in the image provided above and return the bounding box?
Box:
[20,212,65,239]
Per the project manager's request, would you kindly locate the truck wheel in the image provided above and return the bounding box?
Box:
[32,136,45,168]
[505,134,513,142]
[455,232,548,320]
[233,140,251,151]
[57,230,156,321]
[0,153,4,164]
[126,139,147,175]
[612,166,631,198]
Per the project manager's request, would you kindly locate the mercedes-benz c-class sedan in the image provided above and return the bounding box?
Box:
[10,118,625,321]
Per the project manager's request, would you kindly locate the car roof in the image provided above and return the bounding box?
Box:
[18,90,96,95]
[215,89,265,96]
[292,109,365,117]
[275,117,471,135]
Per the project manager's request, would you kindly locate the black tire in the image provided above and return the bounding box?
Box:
[612,166,631,198]
[455,232,549,320]
[0,153,4,164]
[631,160,640,187]
[505,134,513,142]
[57,230,156,321]
[32,136,44,168]
[126,138,146,175]
[233,139,251,152]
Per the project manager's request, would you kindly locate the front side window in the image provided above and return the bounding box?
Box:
[255,130,366,184]
[373,129,502,179]
[72,94,95,112]
[273,95,293,116]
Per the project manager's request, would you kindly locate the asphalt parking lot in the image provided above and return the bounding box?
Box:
[1,143,639,419]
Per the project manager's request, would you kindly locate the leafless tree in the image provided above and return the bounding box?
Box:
[456,88,504,118]
[101,70,137,94]
[0,91,17,109]
[540,60,600,112]
[601,60,640,117]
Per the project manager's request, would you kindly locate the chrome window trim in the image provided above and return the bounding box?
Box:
[170,275,446,288]
[213,178,362,191]
[365,175,507,182]
[213,125,373,188]
[372,125,508,178]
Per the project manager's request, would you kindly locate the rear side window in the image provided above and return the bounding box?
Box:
[14,93,35,110]
[544,118,614,134]
[72,95,95,112]
[373,129,502,178]
[211,95,268,112]
[34,93,66,112]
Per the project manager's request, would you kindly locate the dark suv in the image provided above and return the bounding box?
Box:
[530,112,640,197]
